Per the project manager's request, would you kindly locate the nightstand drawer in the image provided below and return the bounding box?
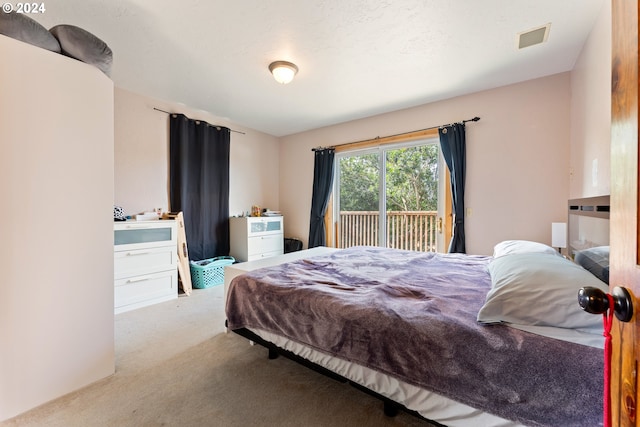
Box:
[114,246,177,279]
[247,249,284,262]
[248,217,283,236]
[248,234,284,256]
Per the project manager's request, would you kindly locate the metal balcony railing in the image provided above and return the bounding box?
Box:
[338,210,438,252]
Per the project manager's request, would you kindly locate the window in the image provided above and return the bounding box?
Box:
[333,137,449,252]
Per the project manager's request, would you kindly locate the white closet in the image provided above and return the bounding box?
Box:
[0,35,115,421]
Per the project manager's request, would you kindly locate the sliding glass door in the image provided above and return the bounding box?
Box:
[335,138,445,252]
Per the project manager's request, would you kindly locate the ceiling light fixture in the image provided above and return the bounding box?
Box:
[269,61,298,84]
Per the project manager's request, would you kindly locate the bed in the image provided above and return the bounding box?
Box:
[225,212,610,427]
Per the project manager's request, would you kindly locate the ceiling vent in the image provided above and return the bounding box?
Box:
[517,23,551,49]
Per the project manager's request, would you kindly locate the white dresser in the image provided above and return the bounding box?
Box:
[229,216,284,262]
[113,220,178,314]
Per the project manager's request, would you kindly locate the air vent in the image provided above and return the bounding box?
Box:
[517,23,551,49]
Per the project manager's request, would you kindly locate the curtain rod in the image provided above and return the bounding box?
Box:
[311,116,480,151]
[153,108,246,134]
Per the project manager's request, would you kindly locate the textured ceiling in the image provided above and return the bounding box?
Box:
[34,0,605,137]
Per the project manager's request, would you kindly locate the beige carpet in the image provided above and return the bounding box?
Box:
[2,286,435,427]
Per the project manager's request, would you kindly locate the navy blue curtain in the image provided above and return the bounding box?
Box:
[308,148,335,248]
[169,114,230,261]
[438,123,466,253]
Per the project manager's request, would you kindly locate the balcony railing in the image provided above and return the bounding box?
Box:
[338,210,438,252]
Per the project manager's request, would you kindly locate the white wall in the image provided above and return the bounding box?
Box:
[280,73,572,255]
[0,35,115,421]
[114,88,281,220]
[570,0,611,198]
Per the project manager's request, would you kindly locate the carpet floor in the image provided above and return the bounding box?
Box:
[2,286,435,427]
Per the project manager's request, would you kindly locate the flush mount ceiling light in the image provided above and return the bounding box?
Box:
[268,61,298,84]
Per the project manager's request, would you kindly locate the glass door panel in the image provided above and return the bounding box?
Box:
[385,144,439,252]
[337,151,380,248]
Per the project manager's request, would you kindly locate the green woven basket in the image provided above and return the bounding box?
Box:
[189,256,235,289]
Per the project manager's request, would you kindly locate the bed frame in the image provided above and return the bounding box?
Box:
[227,323,438,424]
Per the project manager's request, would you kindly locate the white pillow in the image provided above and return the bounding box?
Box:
[478,252,608,334]
[492,240,560,258]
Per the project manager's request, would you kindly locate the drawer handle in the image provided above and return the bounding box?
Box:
[126,252,151,256]
[125,225,154,229]
[127,277,151,283]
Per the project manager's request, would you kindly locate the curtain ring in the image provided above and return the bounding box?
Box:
[442,128,448,134]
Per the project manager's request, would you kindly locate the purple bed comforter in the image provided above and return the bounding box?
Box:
[226,246,603,427]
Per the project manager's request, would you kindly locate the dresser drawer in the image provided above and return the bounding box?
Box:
[247,234,284,256]
[114,221,177,251]
[115,270,177,312]
[114,246,177,279]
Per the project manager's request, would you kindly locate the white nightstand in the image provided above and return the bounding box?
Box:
[229,216,284,262]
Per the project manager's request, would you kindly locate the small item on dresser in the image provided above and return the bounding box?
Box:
[262,210,282,217]
[161,212,180,220]
[135,212,160,221]
[114,205,126,221]
[251,205,261,217]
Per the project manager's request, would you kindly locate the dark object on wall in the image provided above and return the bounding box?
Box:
[284,238,303,253]
[50,24,113,75]
[0,11,60,52]
[169,114,231,262]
